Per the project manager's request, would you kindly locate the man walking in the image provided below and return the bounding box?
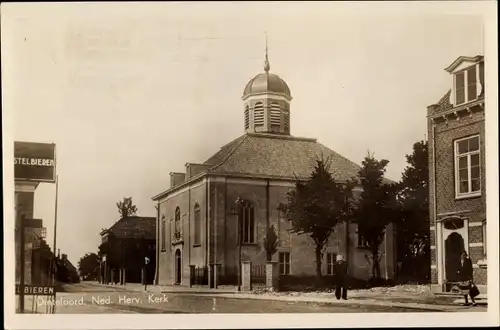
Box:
[334,254,348,300]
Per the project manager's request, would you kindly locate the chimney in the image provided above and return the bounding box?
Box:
[170,172,186,188]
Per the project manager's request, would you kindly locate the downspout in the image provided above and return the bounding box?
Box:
[188,186,191,269]
[432,123,439,289]
[266,179,270,228]
[154,202,160,285]
[205,177,210,267]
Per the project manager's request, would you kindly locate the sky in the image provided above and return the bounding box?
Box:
[2,2,486,266]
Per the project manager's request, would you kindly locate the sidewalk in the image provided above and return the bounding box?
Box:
[88,282,484,312]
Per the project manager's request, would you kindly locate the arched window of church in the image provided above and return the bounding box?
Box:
[244,105,250,130]
[254,102,264,128]
[193,203,201,246]
[174,207,181,235]
[241,202,255,244]
[270,103,281,132]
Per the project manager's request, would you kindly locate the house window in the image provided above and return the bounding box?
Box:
[174,207,181,235]
[454,66,478,106]
[326,252,337,275]
[194,203,201,246]
[161,217,166,251]
[455,135,481,198]
[279,252,291,275]
[241,203,255,244]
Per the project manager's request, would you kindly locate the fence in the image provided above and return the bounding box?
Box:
[218,265,239,285]
[251,264,266,286]
[190,266,208,286]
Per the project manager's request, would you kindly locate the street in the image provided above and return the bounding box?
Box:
[23,283,437,314]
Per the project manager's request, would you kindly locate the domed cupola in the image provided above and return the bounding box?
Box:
[242,37,292,135]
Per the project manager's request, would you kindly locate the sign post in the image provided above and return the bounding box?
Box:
[18,215,26,313]
[14,141,57,314]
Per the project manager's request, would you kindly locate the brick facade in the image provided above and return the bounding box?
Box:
[155,176,397,286]
[427,56,486,292]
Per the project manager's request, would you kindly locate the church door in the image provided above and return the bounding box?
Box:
[175,249,182,284]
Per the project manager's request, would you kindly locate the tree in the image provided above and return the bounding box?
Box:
[396,140,430,282]
[263,224,279,262]
[116,197,138,218]
[354,151,398,280]
[78,252,100,280]
[278,157,355,279]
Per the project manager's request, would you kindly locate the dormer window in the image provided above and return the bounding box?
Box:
[454,65,477,106]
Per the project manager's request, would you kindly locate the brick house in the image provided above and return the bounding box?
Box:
[99,216,156,284]
[152,52,397,286]
[427,55,486,293]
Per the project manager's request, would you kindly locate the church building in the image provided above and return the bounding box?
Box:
[152,47,396,286]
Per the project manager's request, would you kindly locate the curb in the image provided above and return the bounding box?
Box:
[81,283,461,312]
[158,292,453,312]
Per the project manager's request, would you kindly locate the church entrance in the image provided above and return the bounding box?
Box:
[175,249,182,284]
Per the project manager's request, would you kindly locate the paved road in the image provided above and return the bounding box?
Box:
[26,283,434,314]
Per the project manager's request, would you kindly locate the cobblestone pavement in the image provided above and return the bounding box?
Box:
[21,283,438,314]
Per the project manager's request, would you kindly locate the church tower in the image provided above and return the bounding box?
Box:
[242,36,292,135]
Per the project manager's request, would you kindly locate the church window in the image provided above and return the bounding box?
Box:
[194,203,201,246]
[241,202,255,244]
[174,207,181,236]
[254,102,264,127]
[161,216,166,251]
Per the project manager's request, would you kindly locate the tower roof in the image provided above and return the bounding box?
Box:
[242,34,292,100]
[242,73,292,100]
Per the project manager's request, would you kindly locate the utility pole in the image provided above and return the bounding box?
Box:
[51,175,59,313]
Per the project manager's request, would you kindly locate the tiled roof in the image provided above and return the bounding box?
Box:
[432,90,453,114]
[204,133,362,182]
[107,216,156,240]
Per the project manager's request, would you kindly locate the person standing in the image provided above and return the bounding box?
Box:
[143,256,150,291]
[457,251,476,306]
[333,254,348,300]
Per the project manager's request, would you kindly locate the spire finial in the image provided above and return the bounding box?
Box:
[264,31,270,72]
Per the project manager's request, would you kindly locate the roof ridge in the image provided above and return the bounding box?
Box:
[209,134,249,172]
[316,142,362,171]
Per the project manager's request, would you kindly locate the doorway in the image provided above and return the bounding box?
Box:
[444,232,465,282]
[175,249,182,284]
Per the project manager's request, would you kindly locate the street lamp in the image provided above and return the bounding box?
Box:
[230,197,245,292]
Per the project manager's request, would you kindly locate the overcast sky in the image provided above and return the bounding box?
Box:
[3,2,485,265]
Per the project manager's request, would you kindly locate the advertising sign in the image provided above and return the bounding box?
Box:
[15,284,56,296]
[14,142,56,183]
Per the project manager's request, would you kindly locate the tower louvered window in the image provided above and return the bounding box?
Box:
[244,106,250,130]
[284,106,290,131]
[270,103,281,131]
[254,102,264,127]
